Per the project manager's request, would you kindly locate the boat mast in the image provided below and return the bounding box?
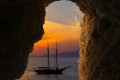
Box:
[56,42,58,69]
[47,40,50,68]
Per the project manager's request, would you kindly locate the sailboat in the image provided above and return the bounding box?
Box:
[33,41,71,74]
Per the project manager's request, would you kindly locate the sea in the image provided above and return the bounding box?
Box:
[18,56,79,80]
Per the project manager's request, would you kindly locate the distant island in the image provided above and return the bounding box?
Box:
[30,50,79,57]
[58,50,79,57]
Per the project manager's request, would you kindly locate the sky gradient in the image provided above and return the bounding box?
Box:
[30,0,82,56]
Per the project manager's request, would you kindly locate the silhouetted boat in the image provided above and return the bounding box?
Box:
[33,41,71,74]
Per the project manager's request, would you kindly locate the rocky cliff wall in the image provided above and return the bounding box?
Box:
[0,0,120,80]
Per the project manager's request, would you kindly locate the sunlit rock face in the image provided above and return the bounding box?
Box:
[0,0,120,80]
[78,0,120,80]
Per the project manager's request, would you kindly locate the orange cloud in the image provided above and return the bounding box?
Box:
[30,20,80,56]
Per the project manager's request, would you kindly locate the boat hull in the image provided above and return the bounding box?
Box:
[35,69,64,74]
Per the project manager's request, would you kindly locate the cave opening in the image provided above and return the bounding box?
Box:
[19,0,82,80]
[1,0,120,80]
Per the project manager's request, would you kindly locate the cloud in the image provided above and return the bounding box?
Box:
[43,20,80,41]
[45,0,82,26]
[31,20,80,56]
[74,16,80,26]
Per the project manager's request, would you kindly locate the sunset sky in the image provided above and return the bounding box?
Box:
[30,0,82,56]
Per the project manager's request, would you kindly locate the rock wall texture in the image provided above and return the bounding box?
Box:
[0,0,120,80]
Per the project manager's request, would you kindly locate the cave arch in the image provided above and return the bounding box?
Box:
[0,0,120,80]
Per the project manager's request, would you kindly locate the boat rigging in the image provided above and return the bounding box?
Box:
[33,41,71,74]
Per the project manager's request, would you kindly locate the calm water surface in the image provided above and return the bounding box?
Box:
[19,56,79,80]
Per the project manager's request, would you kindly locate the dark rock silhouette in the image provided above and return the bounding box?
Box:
[0,0,120,80]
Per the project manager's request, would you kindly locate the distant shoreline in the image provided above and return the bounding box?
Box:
[30,50,79,58]
[29,56,79,58]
